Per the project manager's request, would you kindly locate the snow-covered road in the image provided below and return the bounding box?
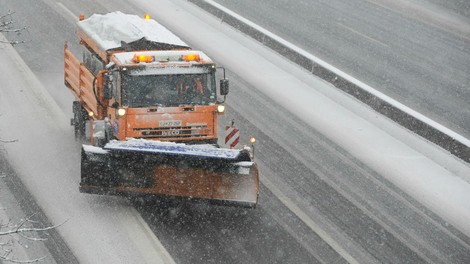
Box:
[1,0,470,262]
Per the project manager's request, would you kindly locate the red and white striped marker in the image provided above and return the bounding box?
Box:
[225,126,240,149]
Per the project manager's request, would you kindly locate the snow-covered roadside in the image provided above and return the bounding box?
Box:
[0,35,174,263]
[132,0,470,236]
[0,166,58,263]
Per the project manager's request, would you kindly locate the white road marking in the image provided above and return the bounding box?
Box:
[261,176,360,264]
[122,208,176,264]
[337,22,389,48]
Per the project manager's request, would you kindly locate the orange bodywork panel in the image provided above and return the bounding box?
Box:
[112,106,218,142]
[64,43,107,119]
[111,163,259,204]
[154,164,259,203]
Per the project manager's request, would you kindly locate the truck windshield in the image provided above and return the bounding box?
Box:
[121,73,216,107]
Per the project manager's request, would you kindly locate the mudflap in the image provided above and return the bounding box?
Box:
[79,145,259,207]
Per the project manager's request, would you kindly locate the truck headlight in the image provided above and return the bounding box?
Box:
[118,108,126,116]
[217,105,225,113]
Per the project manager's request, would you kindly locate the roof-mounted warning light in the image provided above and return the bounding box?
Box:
[79,14,85,21]
[144,13,151,20]
[182,53,201,62]
[133,54,155,63]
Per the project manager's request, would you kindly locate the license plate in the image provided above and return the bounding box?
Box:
[159,120,182,127]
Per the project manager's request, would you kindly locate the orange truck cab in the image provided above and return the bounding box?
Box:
[99,49,226,145]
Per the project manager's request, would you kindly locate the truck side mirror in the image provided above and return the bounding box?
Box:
[220,79,229,96]
[103,73,113,100]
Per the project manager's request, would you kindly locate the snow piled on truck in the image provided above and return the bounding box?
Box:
[104,139,243,160]
[78,11,188,51]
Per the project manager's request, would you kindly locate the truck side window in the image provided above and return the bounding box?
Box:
[113,71,119,102]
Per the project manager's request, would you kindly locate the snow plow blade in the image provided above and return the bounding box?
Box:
[80,140,259,207]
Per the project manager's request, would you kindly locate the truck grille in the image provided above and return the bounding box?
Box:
[134,126,210,138]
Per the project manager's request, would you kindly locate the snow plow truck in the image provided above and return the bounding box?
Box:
[64,12,259,207]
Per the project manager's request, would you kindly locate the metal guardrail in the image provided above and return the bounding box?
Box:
[189,0,470,164]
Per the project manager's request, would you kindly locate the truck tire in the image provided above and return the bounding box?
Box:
[73,101,88,142]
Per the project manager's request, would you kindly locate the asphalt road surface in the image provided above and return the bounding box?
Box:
[213,0,470,139]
